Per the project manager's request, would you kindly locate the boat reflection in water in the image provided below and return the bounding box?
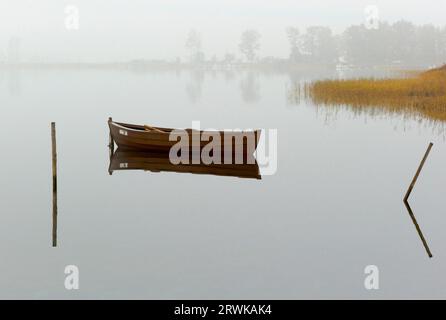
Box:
[108,148,261,180]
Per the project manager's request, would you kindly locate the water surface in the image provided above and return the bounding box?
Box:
[1,66,445,299]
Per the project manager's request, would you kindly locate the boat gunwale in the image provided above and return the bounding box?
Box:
[111,121,174,134]
[110,120,261,136]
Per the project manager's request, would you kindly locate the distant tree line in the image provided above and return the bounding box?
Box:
[340,21,446,66]
[184,21,446,67]
[185,29,262,65]
[286,20,446,66]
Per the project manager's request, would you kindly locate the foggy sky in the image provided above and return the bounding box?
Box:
[1,0,445,62]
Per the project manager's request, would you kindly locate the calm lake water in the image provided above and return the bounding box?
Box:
[1,66,446,299]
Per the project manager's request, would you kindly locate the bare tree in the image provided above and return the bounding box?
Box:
[239,30,261,63]
[301,26,337,64]
[223,53,236,65]
[185,30,204,64]
[286,27,301,62]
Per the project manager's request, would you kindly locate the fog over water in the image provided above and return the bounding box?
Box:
[1,1,446,299]
[1,0,446,62]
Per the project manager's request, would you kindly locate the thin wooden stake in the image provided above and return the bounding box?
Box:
[404,142,433,202]
[51,122,58,247]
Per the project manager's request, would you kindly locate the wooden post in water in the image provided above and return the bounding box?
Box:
[404,142,433,202]
[403,142,434,258]
[51,122,57,247]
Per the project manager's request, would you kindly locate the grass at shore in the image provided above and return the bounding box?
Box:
[304,65,446,122]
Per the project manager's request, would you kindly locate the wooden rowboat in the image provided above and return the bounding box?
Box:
[109,149,261,179]
[108,118,261,155]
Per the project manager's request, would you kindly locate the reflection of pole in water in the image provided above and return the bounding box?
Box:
[403,142,434,258]
[403,200,432,258]
[51,122,58,247]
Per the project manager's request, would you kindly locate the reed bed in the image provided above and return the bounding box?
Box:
[304,65,446,122]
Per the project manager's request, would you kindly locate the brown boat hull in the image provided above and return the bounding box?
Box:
[108,120,261,156]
